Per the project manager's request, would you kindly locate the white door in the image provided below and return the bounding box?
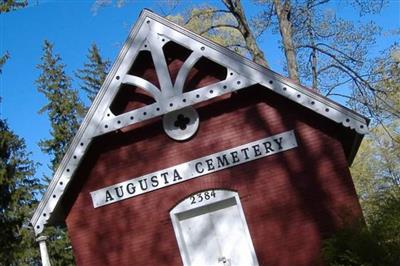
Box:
[173,193,258,266]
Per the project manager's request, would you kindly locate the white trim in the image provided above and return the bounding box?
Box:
[31,9,369,235]
[170,190,259,266]
[36,236,51,266]
[90,130,297,208]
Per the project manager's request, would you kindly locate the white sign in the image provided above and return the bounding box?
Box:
[90,130,298,208]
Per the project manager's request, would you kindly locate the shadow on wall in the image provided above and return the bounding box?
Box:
[238,86,362,265]
[60,42,362,265]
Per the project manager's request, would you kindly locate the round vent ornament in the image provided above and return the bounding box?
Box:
[163,106,199,141]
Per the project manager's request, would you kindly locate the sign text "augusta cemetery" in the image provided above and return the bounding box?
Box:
[90,130,298,208]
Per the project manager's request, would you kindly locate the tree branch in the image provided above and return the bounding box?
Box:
[325,93,356,100]
[185,9,232,25]
[315,42,363,64]
[221,0,268,67]
[298,44,382,93]
[273,0,300,82]
[199,24,240,35]
[307,0,330,9]
[252,5,274,39]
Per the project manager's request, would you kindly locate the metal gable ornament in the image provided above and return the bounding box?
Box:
[31,9,369,237]
[163,107,199,141]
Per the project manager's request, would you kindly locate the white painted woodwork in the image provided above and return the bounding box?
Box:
[171,191,259,266]
[36,236,51,266]
[31,10,368,236]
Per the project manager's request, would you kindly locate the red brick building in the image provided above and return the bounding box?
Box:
[31,10,369,266]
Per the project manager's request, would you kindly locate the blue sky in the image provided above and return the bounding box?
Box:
[0,0,399,179]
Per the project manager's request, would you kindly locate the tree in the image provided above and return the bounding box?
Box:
[76,43,110,103]
[272,0,299,82]
[351,46,399,213]
[353,45,400,127]
[36,40,84,265]
[170,0,398,125]
[72,1,400,262]
[36,40,84,173]
[275,1,396,120]
[166,2,268,66]
[167,0,396,123]
[94,1,269,66]
[95,0,397,118]
[0,118,42,265]
[322,188,400,266]
[323,47,400,265]
[0,0,27,13]
[351,125,399,215]
[220,0,268,67]
[167,7,248,55]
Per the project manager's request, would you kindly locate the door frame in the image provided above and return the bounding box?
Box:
[170,189,259,266]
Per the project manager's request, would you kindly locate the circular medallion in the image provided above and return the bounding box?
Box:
[163,106,199,141]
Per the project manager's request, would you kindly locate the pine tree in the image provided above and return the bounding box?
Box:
[36,40,84,265]
[76,43,110,103]
[37,40,84,172]
[0,118,42,265]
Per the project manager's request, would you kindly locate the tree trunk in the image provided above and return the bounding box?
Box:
[306,12,318,90]
[311,47,318,90]
[222,0,269,67]
[273,0,300,83]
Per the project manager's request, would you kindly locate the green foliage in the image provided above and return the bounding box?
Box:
[76,43,110,102]
[25,2,398,265]
[323,222,387,266]
[351,47,399,216]
[0,0,27,13]
[322,191,400,266]
[351,127,399,217]
[0,118,42,265]
[253,0,398,124]
[36,40,84,172]
[290,1,381,91]
[324,46,399,265]
[363,45,399,123]
[44,227,75,266]
[36,40,81,265]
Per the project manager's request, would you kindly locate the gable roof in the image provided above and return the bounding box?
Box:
[31,9,369,235]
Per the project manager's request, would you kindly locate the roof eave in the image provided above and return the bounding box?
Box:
[31,9,369,235]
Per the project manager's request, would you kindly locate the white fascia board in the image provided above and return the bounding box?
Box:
[31,9,369,235]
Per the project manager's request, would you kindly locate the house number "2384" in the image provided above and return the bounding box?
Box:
[190,190,216,205]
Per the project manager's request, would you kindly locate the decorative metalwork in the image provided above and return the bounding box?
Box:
[163,107,199,141]
[31,10,369,235]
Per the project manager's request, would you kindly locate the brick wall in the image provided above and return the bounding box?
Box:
[63,84,362,265]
